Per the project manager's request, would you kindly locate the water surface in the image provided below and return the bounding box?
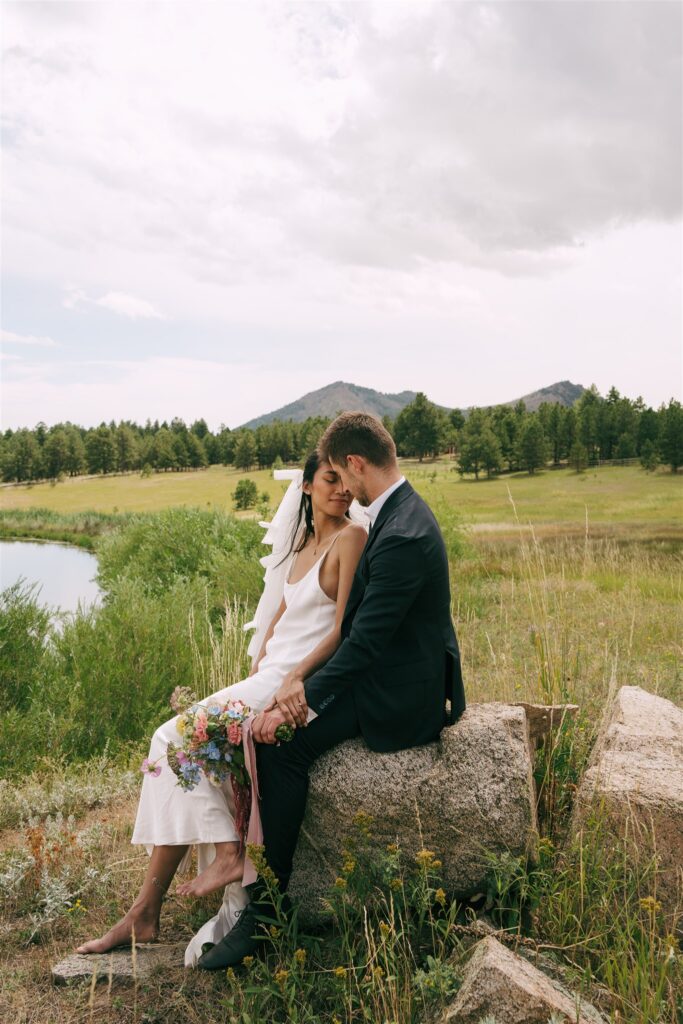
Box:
[0,540,101,613]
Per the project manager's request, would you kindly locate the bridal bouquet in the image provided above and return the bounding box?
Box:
[141,686,294,792]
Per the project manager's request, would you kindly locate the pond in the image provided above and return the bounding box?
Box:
[0,540,102,614]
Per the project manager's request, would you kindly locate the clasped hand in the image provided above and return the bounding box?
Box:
[252,671,308,743]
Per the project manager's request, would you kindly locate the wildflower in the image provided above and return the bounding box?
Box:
[352,811,374,833]
[294,948,307,966]
[269,925,281,938]
[415,849,437,866]
[170,686,197,712]
[390,878,402,891]
[140,758,162,777]
[274,968,289,989]
[225,967,237,983]
[342,858,356,874]
[434,888,447,907]
[639,896,662,914]
[333,966,347,980]
[242,955,254,967]
[379,921,391,936]
[372,965,385,980]
[334,876,347,889]
[386,843,399,854]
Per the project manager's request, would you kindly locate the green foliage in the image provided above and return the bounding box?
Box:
[569,439,588,472]
[95,506,263,604]
[394,392,447,461]
[0,581,52,713]
[233,477,259,510]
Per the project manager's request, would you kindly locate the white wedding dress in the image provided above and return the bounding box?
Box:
[131,530,345,965]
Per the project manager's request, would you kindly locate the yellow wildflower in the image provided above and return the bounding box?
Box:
[242,955,254,968]
[334,876,347,889]
[639,896,662,914]
[294,948,307,966]
[269,925,281,938]
[415,849,436,866]
[379,921,391,936]
[389,878,402,891]
[434,888,447,907]
[274,968,289,989]
[333,966,347,980]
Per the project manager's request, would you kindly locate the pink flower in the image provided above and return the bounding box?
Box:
[141,758,162,777]
[194,724,209,743]
[228,722,242,746]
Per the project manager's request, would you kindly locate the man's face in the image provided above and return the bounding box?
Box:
[329,457,371,506]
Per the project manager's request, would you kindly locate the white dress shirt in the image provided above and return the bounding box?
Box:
[364,475,406,528]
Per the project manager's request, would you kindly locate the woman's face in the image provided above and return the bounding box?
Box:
[305,460,352,519]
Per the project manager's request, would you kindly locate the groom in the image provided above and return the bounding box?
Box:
[198,411,466,969]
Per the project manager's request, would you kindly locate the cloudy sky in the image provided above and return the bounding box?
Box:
[1,1,681,431]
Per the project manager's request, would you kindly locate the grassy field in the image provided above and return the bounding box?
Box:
[2,460,681,537]
[0,464,681,1023]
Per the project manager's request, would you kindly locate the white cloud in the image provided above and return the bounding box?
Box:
[62,287,167,319]
[1,1,680,421]
[0,355,327,431]
[1,328,60,347]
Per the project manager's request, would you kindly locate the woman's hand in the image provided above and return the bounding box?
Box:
[273,671,308,728]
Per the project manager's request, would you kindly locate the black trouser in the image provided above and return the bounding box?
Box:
[254,691,361,892]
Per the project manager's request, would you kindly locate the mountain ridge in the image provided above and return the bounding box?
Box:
[240,379,585,428]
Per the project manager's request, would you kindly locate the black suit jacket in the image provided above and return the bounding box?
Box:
[304,480,466,752]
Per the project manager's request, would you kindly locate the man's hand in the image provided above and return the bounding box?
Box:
[272,671,308,728]
[253,706,289,745]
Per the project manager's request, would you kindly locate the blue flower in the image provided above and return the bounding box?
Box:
[205,742,221,761]
[224,750,233,762]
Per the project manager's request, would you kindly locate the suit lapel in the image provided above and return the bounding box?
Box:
[342,480,414,626]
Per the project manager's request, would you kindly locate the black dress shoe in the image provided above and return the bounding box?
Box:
[196,903,265,971]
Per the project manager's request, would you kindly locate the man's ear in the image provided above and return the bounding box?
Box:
[346,454,364,474]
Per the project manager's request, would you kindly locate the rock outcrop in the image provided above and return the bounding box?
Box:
[289,703,539,923]
[574,686,683,921]
[441,935,606,1023]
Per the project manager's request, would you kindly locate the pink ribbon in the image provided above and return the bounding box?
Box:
[240,713,263,886]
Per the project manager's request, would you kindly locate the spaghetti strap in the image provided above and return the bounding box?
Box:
[286,528,346,587]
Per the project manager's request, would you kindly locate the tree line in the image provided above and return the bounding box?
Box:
[1,386,681,484]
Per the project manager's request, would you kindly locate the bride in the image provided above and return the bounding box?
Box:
[76,451,368,961]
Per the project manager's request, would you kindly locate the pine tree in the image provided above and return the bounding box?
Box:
[234,431,257,470]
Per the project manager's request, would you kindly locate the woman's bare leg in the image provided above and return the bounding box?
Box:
[76,843,189,954]
[175,840,244,898]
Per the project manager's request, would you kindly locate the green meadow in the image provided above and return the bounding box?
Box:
[0,461,681,1023]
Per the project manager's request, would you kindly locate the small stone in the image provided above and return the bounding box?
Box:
[52,943,186,986]
[442,935,606,1023]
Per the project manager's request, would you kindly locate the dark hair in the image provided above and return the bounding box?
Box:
[275,450,322,567]
[319,411,396,468]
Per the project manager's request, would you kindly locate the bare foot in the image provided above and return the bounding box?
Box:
[75,908,159,954]
[176,844,245,898]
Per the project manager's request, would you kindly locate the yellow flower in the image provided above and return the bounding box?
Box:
[342,859,356,874]
[242,955,254,968]
[639,896,662,914]
[274,968,289,989]
[294,948,306,966]
[431,859,442,869]
[269,925,281,938]
[389,878,402,891]
[334,876,347,889]
[333,966,347,980]
[379,921,391,936]
[386,843,399,854]
[372,965,385,980]
[352,811,374,833]
[415,849,436,866]
[225,967,237,982]
[434,888,447,907]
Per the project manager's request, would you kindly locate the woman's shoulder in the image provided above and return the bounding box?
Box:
[338,521,368,551]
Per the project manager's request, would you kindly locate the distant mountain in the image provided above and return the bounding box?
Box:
[240,381,420,428]
[240,379,585,427]
[498,380,585,413]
